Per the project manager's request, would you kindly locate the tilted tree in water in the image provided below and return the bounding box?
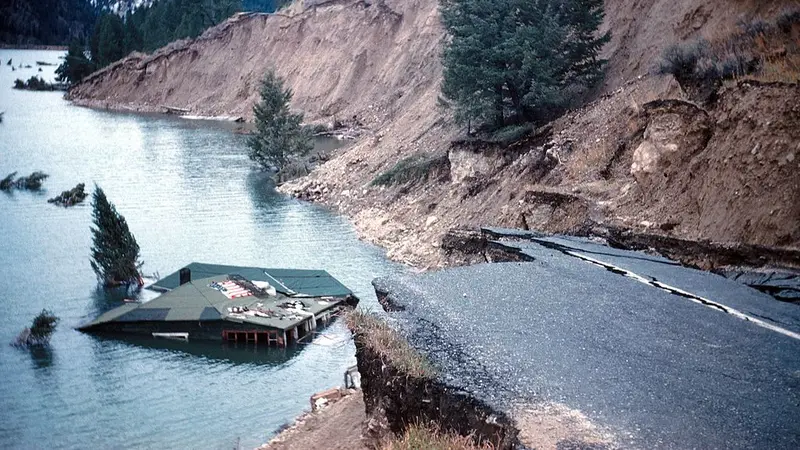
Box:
[90,186,143,287]
[247,69,313,174]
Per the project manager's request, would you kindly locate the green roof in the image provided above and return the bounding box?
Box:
[151,262,353,297]
[79,264,355,333]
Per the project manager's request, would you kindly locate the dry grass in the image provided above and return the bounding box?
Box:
[370,153,449,187]
[659,8,800,85]
[382,423,495,450]
[345,310,436,379]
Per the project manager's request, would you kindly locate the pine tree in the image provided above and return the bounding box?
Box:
[89,186,143,287]
[440,0,610,128]
[557,0,611,89]
[56,41,96,85]
[247,70,313,173]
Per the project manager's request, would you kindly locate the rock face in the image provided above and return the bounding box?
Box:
[630,100,712,186]
[68,0,445,128]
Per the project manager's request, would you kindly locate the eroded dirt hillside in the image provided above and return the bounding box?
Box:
[68,0,800,268]
[69,0,444,130]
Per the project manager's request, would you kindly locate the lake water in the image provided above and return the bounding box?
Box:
[0,49,399,449]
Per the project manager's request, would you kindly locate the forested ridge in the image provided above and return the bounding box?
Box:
[1,0,286,47]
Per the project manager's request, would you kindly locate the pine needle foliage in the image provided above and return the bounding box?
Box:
[440,0,610,128]
[30,310,59,340]
[12,310,59,348]
[89,185,143,287]
[247,70,313,173]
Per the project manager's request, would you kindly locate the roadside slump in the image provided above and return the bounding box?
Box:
[519,236,800,341]
[364,227,800,449]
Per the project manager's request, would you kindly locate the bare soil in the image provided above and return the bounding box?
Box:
[67,0,799,269]
[259,390,368,450]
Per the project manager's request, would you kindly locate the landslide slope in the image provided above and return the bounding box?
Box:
[68,0,444,128]
[69,0,799,267]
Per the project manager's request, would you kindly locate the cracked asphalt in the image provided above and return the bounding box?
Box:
[373,229,800,449]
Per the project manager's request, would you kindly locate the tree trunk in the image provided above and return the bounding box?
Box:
[494,84,504,128]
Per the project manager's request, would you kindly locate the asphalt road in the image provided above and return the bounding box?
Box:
[373,229,800,449]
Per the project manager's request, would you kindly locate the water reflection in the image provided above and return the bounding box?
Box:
[87,284,143,319]
[28,345,55,371]
[245,170,284,210]
[1,49,398,450]
[90,334,301,366]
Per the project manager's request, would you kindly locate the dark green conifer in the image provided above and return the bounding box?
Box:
[89,186,143,287]
[440,0,610,128]
[247,70,313,173]
[56,41,96,85]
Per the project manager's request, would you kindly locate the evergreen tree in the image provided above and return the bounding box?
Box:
[440,0,610,128]
[56,41,96,85]
[92,13,127,67]
[247,70,313,173]
[90,186,143,287]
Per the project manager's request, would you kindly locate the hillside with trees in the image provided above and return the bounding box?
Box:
[0,0,96,46]
[53,0,289,84]
[1,0,286,47]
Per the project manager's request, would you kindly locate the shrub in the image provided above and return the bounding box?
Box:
[658,9,800,92]
[776,9,800,33]
[658,40,709,81]
[371,153,449,187]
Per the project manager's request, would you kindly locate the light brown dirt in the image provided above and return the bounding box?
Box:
[514,403,618,450]
[66,0,800,267]
[258,390,368,450]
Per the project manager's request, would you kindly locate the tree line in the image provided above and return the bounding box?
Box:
[53,0,288,85]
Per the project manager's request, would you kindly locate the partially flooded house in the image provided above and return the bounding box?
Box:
[78,262,358,346]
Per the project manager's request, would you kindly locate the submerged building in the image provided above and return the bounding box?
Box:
[78,262,358,346]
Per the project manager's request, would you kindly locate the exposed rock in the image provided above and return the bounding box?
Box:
[630,100,713,188]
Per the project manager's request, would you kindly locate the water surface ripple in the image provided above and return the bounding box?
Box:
[0,49,398,450]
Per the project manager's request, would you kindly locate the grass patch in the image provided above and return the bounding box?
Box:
[486,124,532,145]
[345,310,436,379]
[382,422,495,450]
[370,153,448,187]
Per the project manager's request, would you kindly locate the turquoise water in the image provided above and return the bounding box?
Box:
[0,49,397,449]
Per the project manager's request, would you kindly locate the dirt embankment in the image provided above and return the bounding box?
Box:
[68,0,799,270]
[68,0,444,129]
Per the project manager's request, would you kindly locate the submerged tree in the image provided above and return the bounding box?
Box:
[90,186,143,287]
[247,69,313,174]
[12,310,59,348]
[440,0,610,128]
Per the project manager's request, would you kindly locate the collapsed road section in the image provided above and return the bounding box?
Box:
[371,230,800,449]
